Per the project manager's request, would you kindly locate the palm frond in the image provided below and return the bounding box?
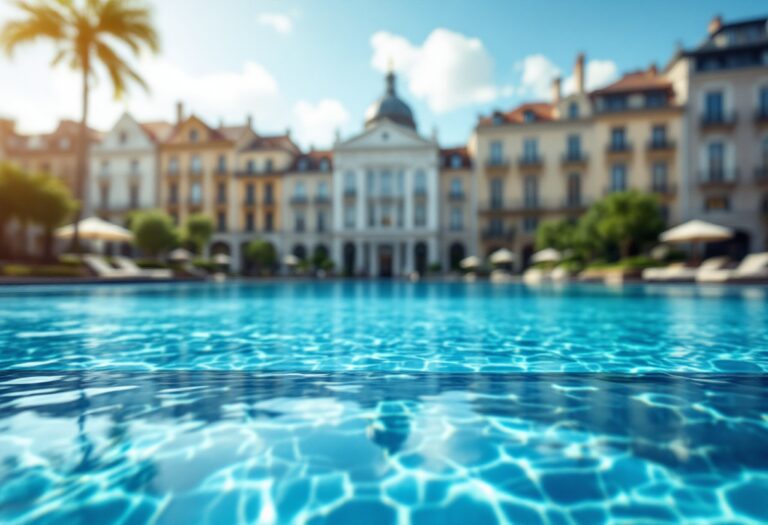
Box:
[0,1,68,56]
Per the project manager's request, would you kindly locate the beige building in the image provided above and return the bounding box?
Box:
[682,15,768,255]
[438,146,476,270]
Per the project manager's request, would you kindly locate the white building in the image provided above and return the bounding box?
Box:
[331,71,441,277]
[89,112,171,230]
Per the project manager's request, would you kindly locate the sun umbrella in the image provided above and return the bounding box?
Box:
[459,255,481,269]
[55,217,133,242]
[660,220,733,244]
[489,248,515,265]
[169,248,192,262]
[212,253,231,265]
[283,254,300,266]
[531,248,562,264]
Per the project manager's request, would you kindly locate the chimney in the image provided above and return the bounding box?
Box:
[175,101,184,125]
[246,114,253,130]
[574,53,586,94]
[648,63,658,76]
[551,76,562,104]
[708,15,722,35]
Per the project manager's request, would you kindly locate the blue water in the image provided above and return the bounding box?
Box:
[0,281,767,524]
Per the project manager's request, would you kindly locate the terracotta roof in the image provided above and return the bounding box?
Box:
[5,120,101,152]
[164,115,229,143]
[243,134,299,153]
[218,125,251,142]
[478,102,554,127]
[440,146,472,169]
[291,149,333,172]
[140,121,173,143]
[591,69,671,96]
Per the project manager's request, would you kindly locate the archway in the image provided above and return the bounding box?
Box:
[292,244,307,261]
[414,242,427,275]
[343,242,356,276]
[449,242,465,271]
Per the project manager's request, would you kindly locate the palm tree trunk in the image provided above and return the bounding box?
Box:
[71,63,90,254]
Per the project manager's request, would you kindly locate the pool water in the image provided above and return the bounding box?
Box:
[0,282,766,524]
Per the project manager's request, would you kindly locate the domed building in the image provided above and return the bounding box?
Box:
[331,70,441,277]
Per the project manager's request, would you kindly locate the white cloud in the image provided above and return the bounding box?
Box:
[292,99,350,148]
[370,29,508,113]
[256,13,293,34]
[516,54,620,99]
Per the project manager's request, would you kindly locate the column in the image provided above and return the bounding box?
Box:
[371,242,379,277]
[404,170,414,229]
[404,239,414,274]
[356,169,365,231]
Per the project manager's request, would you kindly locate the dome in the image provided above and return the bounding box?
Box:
[364,71,416,130]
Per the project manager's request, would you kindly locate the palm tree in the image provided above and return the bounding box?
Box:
[1,0,159,251]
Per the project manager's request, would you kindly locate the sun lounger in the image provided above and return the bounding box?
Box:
[643,256,730,282]
[697,253,768,283]
[522,267,549,284]
[82,255,135,278]
[112,256,173,279]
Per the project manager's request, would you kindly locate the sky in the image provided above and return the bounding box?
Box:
[0,0,765,149]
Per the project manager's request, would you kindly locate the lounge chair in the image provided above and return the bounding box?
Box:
[643,256,729,282]
[522,267,549,284]
[697,253,768,283]
[112,256,173,279]
[82,254,135,278]
[490,269,513,283]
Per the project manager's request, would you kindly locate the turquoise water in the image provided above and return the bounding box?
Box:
[0,281,767,524]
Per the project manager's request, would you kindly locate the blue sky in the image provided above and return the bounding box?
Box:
[0,0,765,148]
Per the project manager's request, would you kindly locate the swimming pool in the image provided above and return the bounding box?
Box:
[0,281,766,523]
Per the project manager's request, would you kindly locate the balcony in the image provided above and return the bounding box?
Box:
[243,198,256,206]
[755,109,768,127]
[290,195,308,205]
[754,167,768,185]
[447,191,465,202]
[518,155,543,170]
[414,187,428,198]
[343,188,357,199]
[606,143,633,156]
[263,196,275,206]
[647,140,676,152]
[649,183,677,197]
[485,158,510,174]
[561,152,588,168]
[482,228,515,241]
[698,169,739,188]
[700,112,737,132]
[314,195,331,205]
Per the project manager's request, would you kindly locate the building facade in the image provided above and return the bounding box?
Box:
[683,15,768,255]
[331,71,442,277]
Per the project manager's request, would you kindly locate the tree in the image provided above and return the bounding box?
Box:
[27,174,77,261]
[185,214,214,255]
[245,240,276,275]
[131,210,178,258]
[590,191,665,260]
[1,0,159,251]
[535,219,577,252]
[0,163,25,257]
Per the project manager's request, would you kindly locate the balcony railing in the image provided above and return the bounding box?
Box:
[482,228,515,241]
[755,109,768,124]
[243,197,256,206]
[518,155,543,168]
[561,152,588,164]
[188,168,204,177]
[263,196,275,205]
[343,188,357,198]
[649,183,677,195]
[314,195,331,205]
[700,112,737,128]
[290,195,308,205]
[606,142,633,154]
[647,140,676,151]
[447,191,465,201]
[698,169,740,185]
[414,187,428,197]
[754,167,768,184]
[485,158,510,168]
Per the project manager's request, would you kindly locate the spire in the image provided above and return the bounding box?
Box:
[386,58,396,95]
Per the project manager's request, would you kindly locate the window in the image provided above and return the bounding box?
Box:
[190,182,202,204]
[707,142,725,180]
[704,195,730,212]
[567,173,581,207]
[294,181,306,199]
[380,203,393,227]
[264,183,274,204]
[566,134,581,159]
[245,183,255,205]
[523,138,538,162]
[610,127,627,150]
[59,137,70,149]
[169,156,179,173]
[217,155,226,173]
[344,171,356,194]
[490,178,503,209]
[645,91,666,108]
[523,110,535,123]
[265,211,274,231]
[130,159,139,175]
[100,160,110,176]
[704,91,724,121]
[265,159,274,173]
[216,211,226,232]
[317,211,326,232]
[295,211,305,232]
[99,184,109,209]
[568,102,579,119]
[216,182,226,204]
[651,125,667,148]
[611,164,627,192]
[119,131,128,145]
[380,170,393,196]
[245,212,254,232]
[489,217,503,235]
[604,95,628,112]
[169,183,178,204]
[129,183,139,208]
[247,159,255,174]
[297,158,309,171]
[317,181,329,198]
[492,113,505,125]
[319,159,330,172]
[523,176,538,208]
[450,154,463,169]
[760,86,768,117]
[414,204,427,227]
[450,207,463,231]
[414,170,427,195]
[189,129,199,142]
[190,155,202,174]
[450,178,463,197]
[523,217,539,233]
[344,205,356,229]
[490,141,504,165]
[652,162,668,191]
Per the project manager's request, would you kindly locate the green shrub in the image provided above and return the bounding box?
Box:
[2,264,82,278]
[135,259,170,270]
